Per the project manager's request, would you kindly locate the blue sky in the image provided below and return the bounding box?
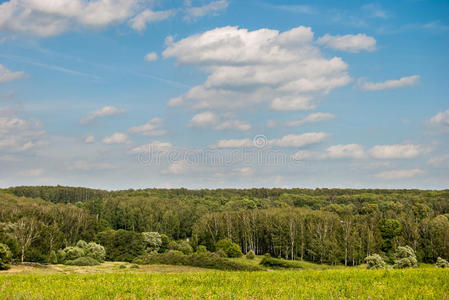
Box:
[0,0,448,189]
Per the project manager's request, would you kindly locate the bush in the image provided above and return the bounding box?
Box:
[48,250,58,264]
[56,249,66,264]
[365,254,386,269]
[133,251,263,271]
[64,246,85,261]
[259,257,303,269]
[97,229,144,262]
[0,243,12,270]
[84,242,106,262]
[196,245,208,254]
[76,240,88,249]
[215,249,227,258]
[394,246,418,269]
[119,264,127,269]
[142,232,162,252]
[436,257,449,268]
[65,257,100,266]
[246,250,256,260]
[130,264,139,269]
[216,239,243,258]
[168,240,193,255]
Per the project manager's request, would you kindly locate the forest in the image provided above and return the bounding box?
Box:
[1,186,449,268]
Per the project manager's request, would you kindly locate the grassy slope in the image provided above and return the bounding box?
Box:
[0,268,448,299]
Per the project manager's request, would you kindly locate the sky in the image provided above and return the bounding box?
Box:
[0,0,448,190]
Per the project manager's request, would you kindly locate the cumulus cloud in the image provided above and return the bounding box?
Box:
[144,52,158,62]
[102,132,128,144]
[0,64,27,83]
[428,109,449,128]
[19,168,44,176]
[326,144,365,159]
[163,160,190,175]
[163,26,352,111]
[130,141,173,154]
[84,135,95,143]
[188,111,219,128]
[358,75,420,91]
[130,9,174,31]
[236,167,254,176]
[286,112,335,126]
[213,132,328,148]
[215,120,251,131]
[317,33,376,52]
[0,116,46,152]
[80,106,127,125]
[184,0,228,21]
[375,169,424,179]
[128,118,166,137]
[369,144,422,159]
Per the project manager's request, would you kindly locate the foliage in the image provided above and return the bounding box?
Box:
[216,239,243,258]
[97,229,144,262]
[246,250,255,259]
[56,250,66,264]
[196,245,208,254]
[365,254,386,269]
[119,264,126,269]
[215,249,227,258]
[142,232,162,252]
[133,251,262,271]
[65,257,100,266]
[435,257,449,268]
[84,242,106,263]
[167,240,193,255]
[0,243,12,270]
[63,246,85,261]
[259,257,303,269]
[394,246,418,269]
[48,250,58,264]
[130,264,139,269]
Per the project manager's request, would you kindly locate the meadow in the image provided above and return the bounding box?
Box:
[1,262,448,299]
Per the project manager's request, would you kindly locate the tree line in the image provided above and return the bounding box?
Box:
[0,186,448,265]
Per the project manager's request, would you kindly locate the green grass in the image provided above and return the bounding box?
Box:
[1,267,448,299]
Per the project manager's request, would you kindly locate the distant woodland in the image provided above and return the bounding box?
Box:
[1,186,448,266]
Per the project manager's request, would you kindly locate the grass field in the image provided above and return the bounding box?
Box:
[1,262,448,299]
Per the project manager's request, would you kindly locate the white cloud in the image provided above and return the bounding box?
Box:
[0,64,27,83]
[144,52,158,62]
[184,0,228,21]
[20,168,44,176]
[163,160,190,175]
[163,26,351,111]
[0,116,45,152]
[428,109,449,128]
[428,154,449,168]
[358,75,420,91]
[215,120,251,131]
[317,33,376,53]
[67,160,115,171]
[80,106,126,125]
[375,169,424,179]
[102,132,128,144]
[286,112,335,126]
[84,135,95,143]
[130,9,174,31]
[236,167,254,176]
[130,141,173,154]
[270,132,329,147]
[128,118,166,137]
[369,144,422,159]
[188,111,219,128]
[326,144,365,159]
[291,150,321,160]
[213,138,253,148]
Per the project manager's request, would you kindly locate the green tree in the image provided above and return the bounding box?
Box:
[0,243,12,270]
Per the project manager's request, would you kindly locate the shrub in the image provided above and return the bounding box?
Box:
[142,232,162,252]
[76,240,88,249]
[65,257,100,266]
[119,264,127,269]
[215,249,227,258]
[56,249,66,264]
[64,246,85,261]
[393,246,418,269]
[177,241,193,255]
[0,243,12,270]
[48,250,58,264]
[159,234,169,253]
[133,251,262,271]
[259,257,303,269]
[246,250,256,260]
[97,229,144,262]
[130,264,139,269]
[167,241,179,251]
[436,257,449,268]
[84,242,106,262]
[216,239,243,258]
[196,245,208,254]
[365,254,386,269]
